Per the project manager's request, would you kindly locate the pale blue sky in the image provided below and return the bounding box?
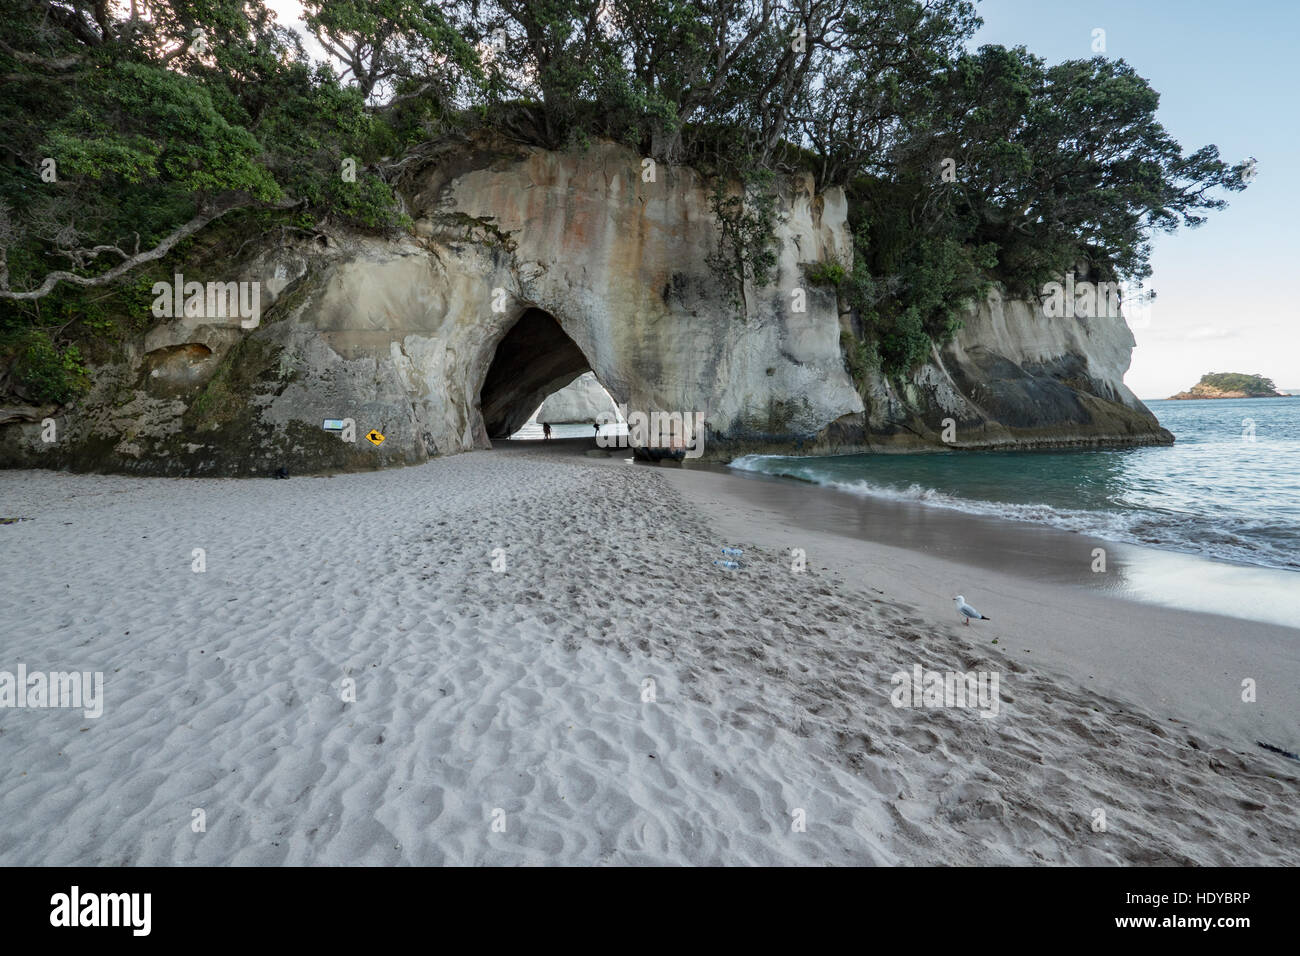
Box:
[971,0,1300,396]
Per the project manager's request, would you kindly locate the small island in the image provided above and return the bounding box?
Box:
[1168,372,1291,400]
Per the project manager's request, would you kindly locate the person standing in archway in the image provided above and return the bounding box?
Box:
[542,422,552,440]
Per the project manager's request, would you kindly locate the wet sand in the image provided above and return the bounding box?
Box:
[653,460,1300,753]
[669,458,1298,627]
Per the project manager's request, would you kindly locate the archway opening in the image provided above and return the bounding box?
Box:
[479,308,593,439]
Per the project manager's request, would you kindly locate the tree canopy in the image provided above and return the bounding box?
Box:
[1196,373,1280,396]
[0,0,1253,399]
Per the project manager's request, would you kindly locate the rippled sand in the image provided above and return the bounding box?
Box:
[1,452,1296,865]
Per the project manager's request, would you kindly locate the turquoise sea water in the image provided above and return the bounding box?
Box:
[730,398,1300,572]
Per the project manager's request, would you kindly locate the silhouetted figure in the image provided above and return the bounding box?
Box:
[542,422,552,440]
[593,422,600,436]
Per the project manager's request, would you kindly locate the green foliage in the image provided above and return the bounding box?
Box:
[901,46,1245,292]
[49,61,281,201]
[805,260,849,288]
[0,0,410,308]
[840,329,879,390]
[301,0,479,104]
[844,178,994,376]
[3,330,90,404]
[705,171,778,313]
[1198,373,1278,395]
[875,307,932,377]
[0,1,1247,401]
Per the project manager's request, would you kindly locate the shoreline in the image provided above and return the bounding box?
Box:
[496,439,1300,752]
[680,455,1300,622]
[650,459,1300,753]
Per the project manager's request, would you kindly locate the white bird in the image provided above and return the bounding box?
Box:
[953,595,990,625]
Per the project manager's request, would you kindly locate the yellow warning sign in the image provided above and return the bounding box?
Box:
[366,429,385,446]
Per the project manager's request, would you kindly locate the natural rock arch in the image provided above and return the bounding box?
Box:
[478,307,597,438]
[0,138,1170,477]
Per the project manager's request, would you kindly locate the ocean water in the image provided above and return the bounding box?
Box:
[730,398,1300,572]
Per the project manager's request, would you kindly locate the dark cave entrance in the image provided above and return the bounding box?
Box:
[479,308,594,439]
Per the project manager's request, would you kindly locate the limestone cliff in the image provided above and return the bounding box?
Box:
[0,137,1170,476]
[820,283,1172,454]
[537,373,619,424]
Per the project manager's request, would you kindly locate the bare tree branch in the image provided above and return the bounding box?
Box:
[0,197,303,302]
[0,37,85,70]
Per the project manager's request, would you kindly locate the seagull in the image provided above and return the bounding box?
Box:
[953,595,990,625]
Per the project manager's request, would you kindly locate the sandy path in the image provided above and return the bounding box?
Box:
[1,453,1296,865]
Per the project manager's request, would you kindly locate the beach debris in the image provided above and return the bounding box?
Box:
[714,559,740,570]
[721,547,744,557]
[953,595,991,625]
[1256,741,1300,762]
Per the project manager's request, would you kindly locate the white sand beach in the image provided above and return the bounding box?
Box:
[1,449,1297,865]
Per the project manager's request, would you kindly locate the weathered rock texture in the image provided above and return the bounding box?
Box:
[537,372,619,425]
[818,287,1172,455]
[0,136,1169,475]
[480,308,589,437]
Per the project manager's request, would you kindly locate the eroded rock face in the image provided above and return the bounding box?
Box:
[537,373,618,425]
[0,137,1169,475]
[480,309,589,437]
[139,343,221,397]
[819,288,1173,453]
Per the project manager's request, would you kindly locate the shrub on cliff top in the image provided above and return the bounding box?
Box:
[0,0,1249,395]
